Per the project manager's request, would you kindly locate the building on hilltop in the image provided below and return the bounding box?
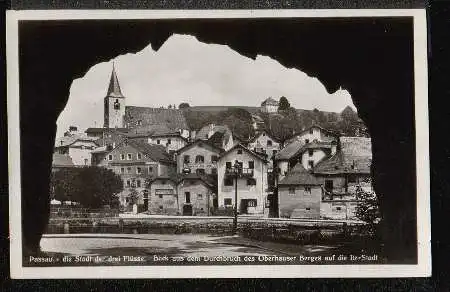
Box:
[260,97,279,113]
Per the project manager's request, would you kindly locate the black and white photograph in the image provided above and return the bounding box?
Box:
[7,9,430,278]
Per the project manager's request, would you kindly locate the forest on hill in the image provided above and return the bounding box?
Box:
[180,99,368,143]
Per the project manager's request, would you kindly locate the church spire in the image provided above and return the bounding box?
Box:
[107,62,124,98]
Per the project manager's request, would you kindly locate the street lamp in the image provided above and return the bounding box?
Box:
[233,159,241,234]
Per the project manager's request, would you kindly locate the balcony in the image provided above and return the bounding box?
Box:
[225,167,254,178]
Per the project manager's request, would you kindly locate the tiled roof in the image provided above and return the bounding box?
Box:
[149,173,217,191]
[124,106,189,131]
[126,140,174,164]
[275,139,305,160]
[54,134,99,148]
[278,163,321,185]
[176,139,223,154]
[85,127,128,134]
[219,144,267,162]
[313,136,372,175]
[261,97,279,106]
[94,129,128,148]
[52,153,74,167]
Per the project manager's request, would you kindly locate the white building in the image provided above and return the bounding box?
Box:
[54,127,98,166]
[217,144,269,215]
[175,140,223,175]
[260,97,279,113]
[247,131,281,162]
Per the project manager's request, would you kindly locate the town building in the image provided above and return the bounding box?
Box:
[285,124,338,145]
[247,130,281,162]
[175,140,223,175]
[195,124,235,151]
[147,173,216,216]
[217,144,269,215]
[278,164,322,219]
[98,139,176,208]
[260,97,279,113]
[313,136,373,219]
[54,127,99,166]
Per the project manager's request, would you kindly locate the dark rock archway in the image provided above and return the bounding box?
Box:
[19,18,417,261]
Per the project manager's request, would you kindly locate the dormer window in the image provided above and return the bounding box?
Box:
[267,140,272,146]
[114,99,120,110]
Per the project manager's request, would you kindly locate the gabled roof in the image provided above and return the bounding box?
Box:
[313,136,372,175]
[294,125,338,138]
[54,134,99,148]
[261,97,279,106]
[219,143,267,162]
[275,139,305,161]
[124,106,189,131]
[94,129,128,147]
[52,153,74,167]
[148,173,217,191]
[118,139,174,164]
[279,163,321,185]
[106,63,124,98]
[248,130,280,144]
[176,139,223,154]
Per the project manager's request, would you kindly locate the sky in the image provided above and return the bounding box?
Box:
[57,34,355,138]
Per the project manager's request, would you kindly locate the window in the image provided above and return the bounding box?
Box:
[248,161,254,169]
[224,177,234,186]
[247,178,256,186]
[108,154,113,161]
[159,194,163,199]
[267,140,272,146]
[226,162,232,169]
[167,139,171,144]
[184,155,190,163]
[137,120,142,126]
[348,175,357,183]
[336,207,342,211]
[306,207,311,211]
[148,166,153,173]
[126,180,131,187]
[237,149,243,154]
[157,139,160,144]
[308,149,314,157]
[120,167,124,174]
[211,168,217,175]
[185,192,191,203]
[136,167,142,174]
[309,128,313,134]
[197,194,203,200]
[325,180,333,192]
[195,155,204,163]
[248,199,257,207]
[196,169,205,175]
[127,153,132,160]
[304,186,311,193]
[305,139,309,144]
[127,167,132,174]
[84,159,88,165]
[289,187,296,194]
[224,198,232,206]
[137,153,142,160]
[114,99,120,110]
[308,160,314,169]
[120,154,125,160]
[211,155,218,163]
[136,180,141,188]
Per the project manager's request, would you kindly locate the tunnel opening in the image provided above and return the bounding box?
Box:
[18,17,417,263]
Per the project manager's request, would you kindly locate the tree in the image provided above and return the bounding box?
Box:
[50,166,123,208]
[355,185,380,235]
[179,102,190,109]
[128,188,140,206]
[278,96,290,111]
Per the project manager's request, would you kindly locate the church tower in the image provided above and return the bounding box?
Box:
[104,63,126,128]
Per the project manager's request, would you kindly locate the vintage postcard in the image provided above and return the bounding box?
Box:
[7,9,430,278]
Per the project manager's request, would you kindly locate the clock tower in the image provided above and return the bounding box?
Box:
[104,63,125,128]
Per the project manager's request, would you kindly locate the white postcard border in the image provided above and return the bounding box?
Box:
[7,9,431,279]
